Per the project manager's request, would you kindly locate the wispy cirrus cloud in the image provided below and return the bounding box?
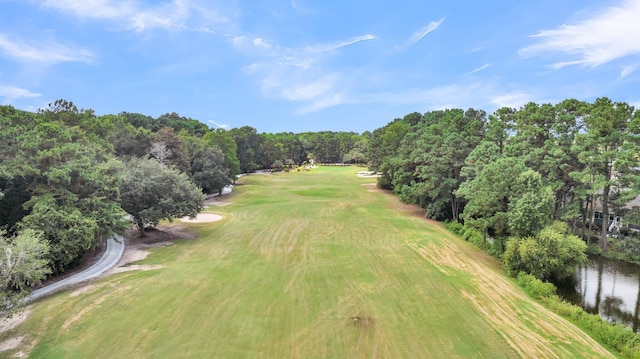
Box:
[238,33,376,113]
[0,33,94,65]
[620,65,636,79]
[519,0,640,69]
[0,84,41,100]
[40,0,138,20]
[357,81,537,112]
[490,92,532,109]
[207,119,228,129]
[401,18,444,50]
[39,0,231,32]
[306,34,376,53]
[467,63,490,74]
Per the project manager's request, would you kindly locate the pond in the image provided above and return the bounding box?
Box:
[556,256,640,332]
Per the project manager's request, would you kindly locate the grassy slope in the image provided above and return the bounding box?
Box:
[4,167,614,358]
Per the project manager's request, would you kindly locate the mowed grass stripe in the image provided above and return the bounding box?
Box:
[10,167,614,358]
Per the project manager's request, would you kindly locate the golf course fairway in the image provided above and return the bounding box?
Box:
[1,167,615,358]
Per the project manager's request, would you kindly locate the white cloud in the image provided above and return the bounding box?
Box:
[298,93,345,114]
[0,34,94,65]
[238,34,375,113]
[404,18,444,49]
[519,0,640,68]
[0,84,41,100]
[207,120,228,129]
[490,92,531,109]
[306,34,376,53]
[130,12,179,32]
[40,0,231,32]
[620,65,636,79]
[252,37,272,49]
[467,63,490,74]
[41,0,137,20]
[196,26,216,34]
[232,35,247,48]
[282,76,337,101]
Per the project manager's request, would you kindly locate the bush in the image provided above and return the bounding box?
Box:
[444,221,465,236]
[516,272,556,300]
[503,222,587,280]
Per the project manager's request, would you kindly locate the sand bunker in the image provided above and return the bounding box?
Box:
[180,213,223,223]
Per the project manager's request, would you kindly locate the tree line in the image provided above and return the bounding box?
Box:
[0,100,370,311]
[368,98,640,279]
[3,96,639,311]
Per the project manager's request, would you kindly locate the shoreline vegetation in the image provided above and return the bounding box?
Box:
[445,221,640,358]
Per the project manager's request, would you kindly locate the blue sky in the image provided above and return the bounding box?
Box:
[1,0,639,133]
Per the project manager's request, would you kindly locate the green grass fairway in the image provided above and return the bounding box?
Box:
[2,167,615,358]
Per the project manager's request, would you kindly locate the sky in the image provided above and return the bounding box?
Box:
[1,0,639,133]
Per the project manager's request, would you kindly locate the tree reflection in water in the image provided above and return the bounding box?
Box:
[556,256,640,332]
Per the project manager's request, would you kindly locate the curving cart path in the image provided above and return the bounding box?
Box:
[27,236,125,302]
[25,182,239,303]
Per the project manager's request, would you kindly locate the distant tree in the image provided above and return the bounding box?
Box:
[457,157,527,241]
[230,126,262,173]
[189,147,231,194]
[153,127,190,172]
[368,115,413,172]
[110,118,153,158]
[508,170,554,238]
[0,229,51,316]
[260,135,285,168]
[119,158,205,237]
[203,129,241,179]
[393,109,485,220]
[119,111,154,130]
[577,98,639,250]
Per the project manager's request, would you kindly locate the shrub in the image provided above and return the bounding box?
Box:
[516,272,557,300]
[445,221,465,236]
[503,222,587,280]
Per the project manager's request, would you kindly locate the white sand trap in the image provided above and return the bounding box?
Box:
[180,213,223,223]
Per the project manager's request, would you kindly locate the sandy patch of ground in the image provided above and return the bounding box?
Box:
[101,224,199,277]
[103,241,171,276]
[180,213,224,223]
[0,310,30,356]
[0,309,30,334]
[204,193,234,207]
[357,171,381,178]
[0,336,24,351]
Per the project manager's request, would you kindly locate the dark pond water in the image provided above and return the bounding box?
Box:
[556,256,640,332]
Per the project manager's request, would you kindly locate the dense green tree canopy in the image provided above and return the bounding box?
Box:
[119,157,205,237]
